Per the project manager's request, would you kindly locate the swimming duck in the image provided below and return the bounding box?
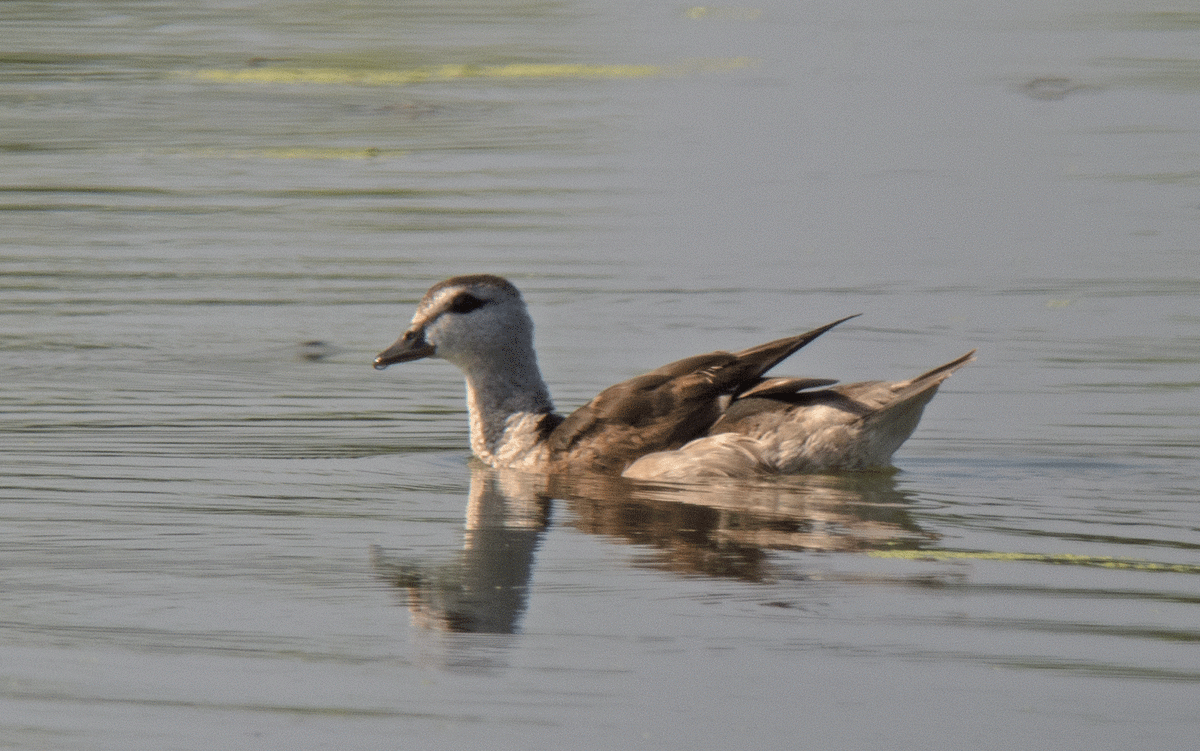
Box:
[374,274,973,480]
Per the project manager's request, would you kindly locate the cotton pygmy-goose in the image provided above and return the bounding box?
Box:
[373,274,974,480]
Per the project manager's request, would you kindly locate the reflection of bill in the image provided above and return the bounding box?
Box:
[372,465,933,635]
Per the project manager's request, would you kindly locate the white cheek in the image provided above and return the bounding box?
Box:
[424,317,455,354]
[425,315,486,365]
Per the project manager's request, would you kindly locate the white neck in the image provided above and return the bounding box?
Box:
[461,359,555,467]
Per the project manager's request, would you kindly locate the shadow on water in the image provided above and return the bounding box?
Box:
[372,464,932,636]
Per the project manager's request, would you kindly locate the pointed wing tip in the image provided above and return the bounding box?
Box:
[807,312,862,338]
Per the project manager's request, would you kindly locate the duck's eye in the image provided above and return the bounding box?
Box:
[448,293,487,315]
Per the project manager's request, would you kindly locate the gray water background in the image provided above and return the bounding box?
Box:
[2,1,1198,749]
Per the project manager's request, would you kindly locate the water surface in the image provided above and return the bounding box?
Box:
[1,1,1198,749]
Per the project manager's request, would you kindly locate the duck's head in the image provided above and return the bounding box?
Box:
[374,274,535,372]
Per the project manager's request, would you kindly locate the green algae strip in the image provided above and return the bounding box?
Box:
[868,549,1200,574]
[181,59,758,86]
[178,146,406,160]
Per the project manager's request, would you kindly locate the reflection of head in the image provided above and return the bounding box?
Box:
[372,466,552,635]
[391,523,543,635]
[396,559,523,634]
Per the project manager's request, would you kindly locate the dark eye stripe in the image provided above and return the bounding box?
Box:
[448,293,488,314]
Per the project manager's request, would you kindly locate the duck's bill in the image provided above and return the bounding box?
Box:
[373,332,435,369]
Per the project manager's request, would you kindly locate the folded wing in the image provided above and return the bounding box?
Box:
[545,315,859,473]
[622,349,977,479]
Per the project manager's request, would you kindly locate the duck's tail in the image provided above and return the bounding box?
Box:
[859,350,976,456]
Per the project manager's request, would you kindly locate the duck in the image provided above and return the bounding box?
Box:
[373,274,974,480]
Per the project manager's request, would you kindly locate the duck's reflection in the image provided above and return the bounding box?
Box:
[372,464,934,635]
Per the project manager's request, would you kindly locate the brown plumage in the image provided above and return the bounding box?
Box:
[544,317,859,474]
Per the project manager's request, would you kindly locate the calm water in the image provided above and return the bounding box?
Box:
[2,1,1198,749]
